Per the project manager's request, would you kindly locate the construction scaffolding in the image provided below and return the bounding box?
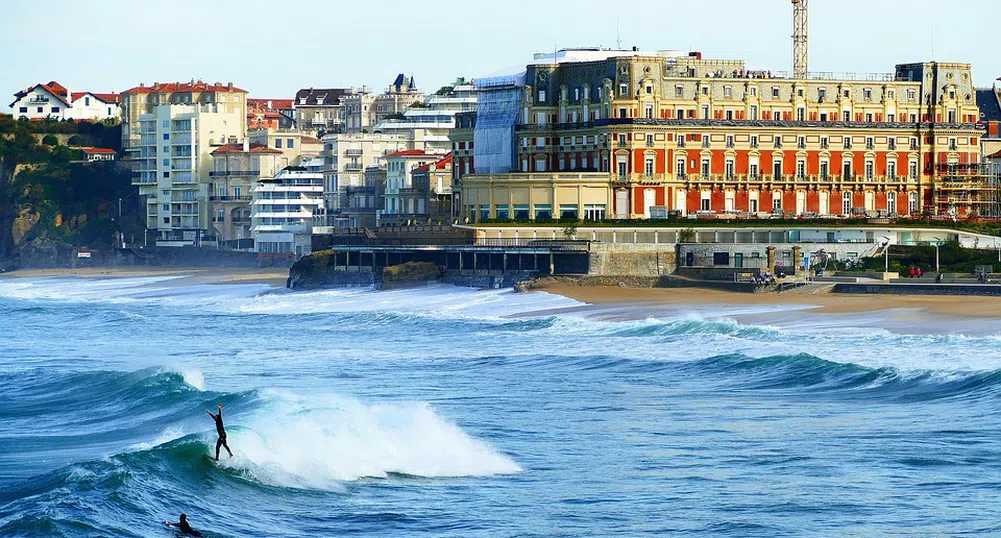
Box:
[935,162,1001,219]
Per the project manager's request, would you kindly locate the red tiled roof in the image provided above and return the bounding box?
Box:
[12,81,71,107]
[248,98,294,110]
[122,81,248,95]
[80,147,116,154]
[211,143,282,155]
[433,154,452,169]
[300,136,322,144]
[385,149,435,158]
[414,163,431,172]
[71,92,122,104]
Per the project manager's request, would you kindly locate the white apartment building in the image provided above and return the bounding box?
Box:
[372,81,476,153]
[319,132,422,226]
[383,150,445,223]
[252,159,326,256]
[133,105,246,246]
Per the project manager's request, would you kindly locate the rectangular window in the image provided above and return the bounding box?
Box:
[771,87,780,98]
[750,105,758,120]
[843,110,851,122]
[163,133,170,140]
[723,86,732,98]
[866,137,874,150]
[750,135,758,149]
[538,90,546,102]
[645,104,654,119]
[844,138,852,150]
[645,158,655,177]
[675,85,683,97]
[619,83,628,96]
[646,134,654,147]
[275,139,282,148]
[287,138,294,149]
[820,136,829,149]
[798,136,805,149]
[818,88,827,101]
[726,135,734,148]
[18,106,27,113]
[864,88,872,101]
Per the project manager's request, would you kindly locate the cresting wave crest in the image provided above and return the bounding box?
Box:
[0,368,521,498]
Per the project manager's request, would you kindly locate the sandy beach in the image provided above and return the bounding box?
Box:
[539,283,1001,319]
[0,266,289,288]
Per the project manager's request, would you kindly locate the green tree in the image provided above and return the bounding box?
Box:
[41,135,58,146]
[67,135,82,146]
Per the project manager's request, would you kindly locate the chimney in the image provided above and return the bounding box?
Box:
[243,138,249,153]
[228,82,233,91]
[139,82,145,88]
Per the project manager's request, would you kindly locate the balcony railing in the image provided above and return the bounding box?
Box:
[210,170,261,177]
[27,96,50,104]
[344,163,364,171]
[344,149,363,156]
[209,195,252,201]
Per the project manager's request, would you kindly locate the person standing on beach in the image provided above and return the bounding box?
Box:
[205,403,233,461]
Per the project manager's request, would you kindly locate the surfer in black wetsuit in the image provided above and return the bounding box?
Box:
[164,513,203,537]
[205,403,233,461]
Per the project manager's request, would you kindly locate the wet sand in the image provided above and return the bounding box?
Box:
[540,283,1001,319]
[0,266,289,288]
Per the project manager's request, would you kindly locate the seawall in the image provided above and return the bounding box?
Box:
[834,283,1001,296]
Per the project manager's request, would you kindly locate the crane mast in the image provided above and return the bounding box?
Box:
[792,0,809,79]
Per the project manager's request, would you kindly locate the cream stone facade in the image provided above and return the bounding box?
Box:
[458,49,988,222]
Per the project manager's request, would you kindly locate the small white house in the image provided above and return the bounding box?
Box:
[67,92,121,121]
[10,82,120,122]
[10,81,71,120]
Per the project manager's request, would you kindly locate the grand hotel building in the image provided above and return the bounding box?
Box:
[455,49,987,222]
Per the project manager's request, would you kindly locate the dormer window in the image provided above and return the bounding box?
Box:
[619,83,628,96]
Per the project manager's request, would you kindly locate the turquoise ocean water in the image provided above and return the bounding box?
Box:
[1,276,1001,537]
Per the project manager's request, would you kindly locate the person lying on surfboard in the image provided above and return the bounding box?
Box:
[205,403,233,461]
[164,513,203,536]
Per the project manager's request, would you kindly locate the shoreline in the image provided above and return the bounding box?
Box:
[537,282,1001,319]
[0,266,289,288]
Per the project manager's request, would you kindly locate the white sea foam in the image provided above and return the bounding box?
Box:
[130,426,186,452]
[0,277,586,320]
[0,276,186,302]
[213,391,521,490]
[178,368,206,391]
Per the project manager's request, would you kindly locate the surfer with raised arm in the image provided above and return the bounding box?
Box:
[205,403,233,461]
[164,513,203,537]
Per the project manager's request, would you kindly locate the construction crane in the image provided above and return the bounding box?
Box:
[792,0,809,79]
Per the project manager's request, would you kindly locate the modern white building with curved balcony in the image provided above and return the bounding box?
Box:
[251,159,326,256]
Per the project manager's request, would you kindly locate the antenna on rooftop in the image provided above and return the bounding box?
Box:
[616,15,622,50]
[791,0,809,79]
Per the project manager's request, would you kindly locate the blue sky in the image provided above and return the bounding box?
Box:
[2,0,999,109]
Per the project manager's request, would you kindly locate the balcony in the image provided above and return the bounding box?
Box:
[27,96,50,104]
[344,149,363,156]
[209,195,252,202]
[344,163,363,171]
[210,170,261,177]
